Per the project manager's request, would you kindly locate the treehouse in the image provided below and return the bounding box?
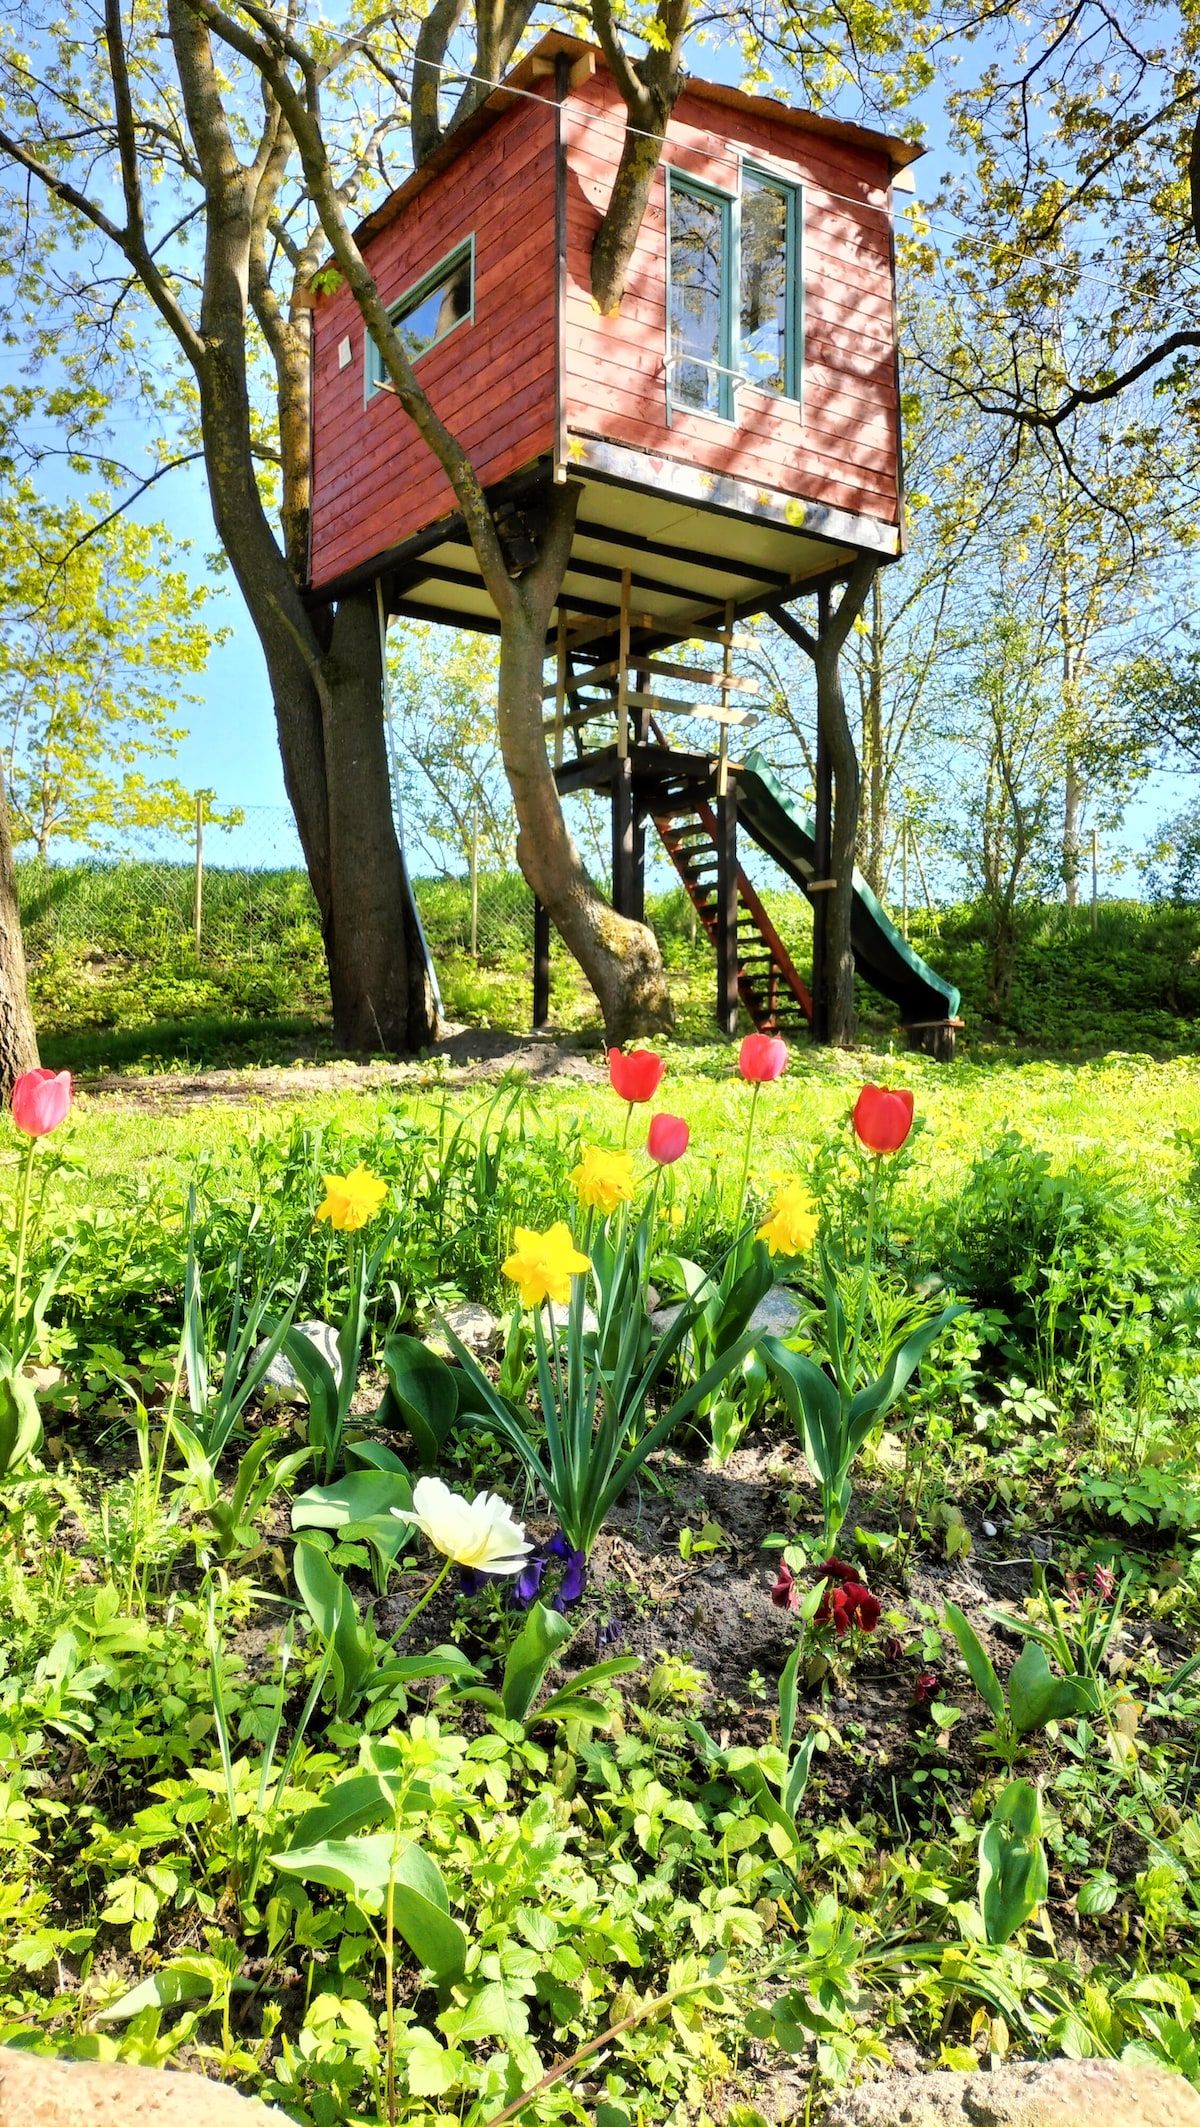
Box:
[307,31,961,1053]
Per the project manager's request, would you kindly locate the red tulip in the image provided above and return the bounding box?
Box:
[12,1068,72,1137]
[738,1033,788,1083]
[852,1084,914,1156]
[647,1112,689,1165]
[608,1047,665,1104]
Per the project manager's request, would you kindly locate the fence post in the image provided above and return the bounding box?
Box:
[469,812,479,961]
[901,824,909,938]
[193,791,206,953]
[1091,825,1099,933]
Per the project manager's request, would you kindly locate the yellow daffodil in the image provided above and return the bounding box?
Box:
[391,1476,531,1573]
[315,1165,389,1232]
[757,1180,820,1258]
[570,1144,636,1213]
[502,1221,591,1307]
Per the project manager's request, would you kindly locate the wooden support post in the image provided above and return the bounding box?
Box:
[553,616,567,768]
[469,810,479,960]
[810,589,833,1047]
[715,778,739,1038]
[716,597,734,798]
[192,790,206,956]
[533,898,551,1029]
[616,568,631,761]
[612,753,638,918]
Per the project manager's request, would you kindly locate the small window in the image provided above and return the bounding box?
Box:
[668,178,733,419]
[666,166,800,422]
[367,238,473,394]
[740,174,794,398]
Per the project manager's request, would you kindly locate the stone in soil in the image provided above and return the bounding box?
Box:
[816,2058,1200,2127]
[422,1301,501,1358]
[0,2046,292,2124]
[649,1286,802,1339]
[252,1318,342,1403]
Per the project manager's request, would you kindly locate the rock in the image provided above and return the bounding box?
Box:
[816,2058,1200,2127]
[423,1302,501,1359]
[252,1319,342,1405]
[0,2046,292,2125]
[649,1287,801,1341]
[546,1301,600,1336]
[748,1287,802,1337]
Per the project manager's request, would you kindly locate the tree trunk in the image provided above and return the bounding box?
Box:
[814,630,862,1048]
[495,490,673,1042]
[0,765,39,1100]
[1063,758,1081,907]
[777,558,878,1050]
[322,589,439,1049]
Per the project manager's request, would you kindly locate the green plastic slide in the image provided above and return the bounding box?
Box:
[737,749,960,1026]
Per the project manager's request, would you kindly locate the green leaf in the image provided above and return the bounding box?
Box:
[293,1538,375,1718]
[761,1336,843,1487]
[382,1335,458,1470]
[0,1367,42,1479]
[978,1779,1048,1944]
[500,1601,574,1722]
[846,1305,967,1443]
[779,1640,801,1754]
[943,1601,1006,1722]
[1007,1642,1092,1734]
[292,1467,415,1578]
[270,1837,467,1984]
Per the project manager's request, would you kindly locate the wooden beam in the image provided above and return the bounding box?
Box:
[639,660,759,693]
[573,517,792,587]
[626,688,751,726]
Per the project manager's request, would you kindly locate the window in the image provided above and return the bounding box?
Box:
[367,238,473,395]
[740,173,794,397]
[668,179,733,419]
[666,168,800,422]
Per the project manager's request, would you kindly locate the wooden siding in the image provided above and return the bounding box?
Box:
[562,72,900,526]
[308,92,559,594]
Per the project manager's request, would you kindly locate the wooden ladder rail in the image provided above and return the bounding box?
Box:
[651,782,812,1030]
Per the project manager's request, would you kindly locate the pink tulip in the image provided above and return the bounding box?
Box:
[647,1113,689,1165]
[608,1047,665,1104]
[11,1069,72,1137]
[738,1033,788,1083]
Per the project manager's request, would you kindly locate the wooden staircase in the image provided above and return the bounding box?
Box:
[652,786,812,1033]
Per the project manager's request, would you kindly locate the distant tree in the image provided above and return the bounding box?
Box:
[387,624,514,879]
[0,486,228,856]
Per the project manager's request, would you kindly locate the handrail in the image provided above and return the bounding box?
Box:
[663,349,747,428]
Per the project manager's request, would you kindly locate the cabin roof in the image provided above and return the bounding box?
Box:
[352,29,923,249]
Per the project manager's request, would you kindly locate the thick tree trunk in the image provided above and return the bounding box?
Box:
[496,485,672,1041]
[0,766,38,1100]
[322,590,438,1048]
[589,12,686,316]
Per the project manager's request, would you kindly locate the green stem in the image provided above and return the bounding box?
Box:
[735,1081,761,1229]
[394,1553,452,1644]
[845,1154,882,1390]
[10,1134,36,1351]
[384,1870,397,2127]
[621,1102,632,1148]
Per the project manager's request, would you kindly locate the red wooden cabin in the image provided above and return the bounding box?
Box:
[307,30,918,635]
[306,37,958,1053]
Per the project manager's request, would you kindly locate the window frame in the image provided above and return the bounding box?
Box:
[739,162,802,409]
[664,161,803,426]
[365,234,475,401]
[665,167,738,424]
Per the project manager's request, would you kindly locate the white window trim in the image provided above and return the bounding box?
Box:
[365,234,476,404]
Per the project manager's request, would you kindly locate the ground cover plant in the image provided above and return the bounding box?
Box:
[2,1041,1200,2123]
[22,859,1200,1071]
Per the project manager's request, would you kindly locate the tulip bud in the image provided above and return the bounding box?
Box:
[608,1046,666,1104]
[851,1083,914,1155]
[647,1112,689,1165]
[738,1033,788,1083]
[11,1069,72,1138]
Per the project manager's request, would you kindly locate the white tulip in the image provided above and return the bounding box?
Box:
[392,1476,531,1574]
